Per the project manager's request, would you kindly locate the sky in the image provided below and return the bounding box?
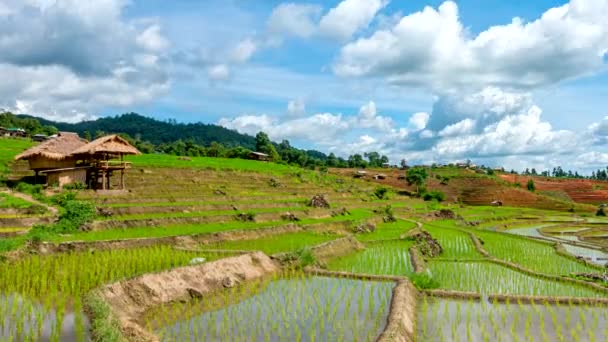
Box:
[1,0,608,172]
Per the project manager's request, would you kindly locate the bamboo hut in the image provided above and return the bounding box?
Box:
[15,133,141,190]
[14,132,88,185]
[69,135,141,190]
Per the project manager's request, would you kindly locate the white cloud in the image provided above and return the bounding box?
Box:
[287,98,306,116]
[408,112,429,131]
[230,39,257,63]
[353,101,394,131]
[334,0,608,90]
[438,118,476,137]
[136,24,170,52]
[267,3,321,39]
[208,64,231,81]
[0,0,170,119]
[318,0,389,40]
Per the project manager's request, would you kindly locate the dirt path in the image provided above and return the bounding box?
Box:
[0,190,59,216]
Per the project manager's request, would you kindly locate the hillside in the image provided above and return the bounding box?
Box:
[500,174,608,205]
[19,113,257,148]
[330,166,597,212]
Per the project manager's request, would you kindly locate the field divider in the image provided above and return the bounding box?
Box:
[487,258,608,293]
[423,289,608,306]
[29,220,356,255]
[467,232,490,257]
[554,243,607,270]
[409,246,427,273]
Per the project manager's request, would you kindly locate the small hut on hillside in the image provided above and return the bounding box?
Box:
[14,132,88,184]
[15,133,140,190]
[249,151,269,161]
[70,135,141,190]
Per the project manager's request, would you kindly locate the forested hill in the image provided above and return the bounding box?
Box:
[18,113,257,149]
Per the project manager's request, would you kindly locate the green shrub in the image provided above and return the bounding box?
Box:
[63,182,86,190]
[373,186,389,200]
[294,247,316,268]
[527,179,536,192]
[15,182,43,196]
[409,272,440,289]
[596,208,606,217]
[51,191,77,206]
[422,190,446,202]
[235,212,256,222]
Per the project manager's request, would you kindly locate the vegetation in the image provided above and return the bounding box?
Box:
[405,166,428,193]
[527,179,536,192]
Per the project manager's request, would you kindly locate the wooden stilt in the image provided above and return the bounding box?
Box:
[102,170,107,190]
[120,170,125,190]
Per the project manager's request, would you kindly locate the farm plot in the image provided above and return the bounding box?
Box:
[474,230,603,276]
[418,297,608,341]
[200,231,344,255]
[147,274,394,342]
[425,224,483,259]
[327,240,415,276]
[428,261,604,297]
[0,246,210,341]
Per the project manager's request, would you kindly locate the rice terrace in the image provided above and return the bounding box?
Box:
[3,0,608,341]
[0,124,607,342]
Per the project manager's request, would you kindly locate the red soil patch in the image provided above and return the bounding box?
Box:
[500,174,608,205]
[329,168,591,211]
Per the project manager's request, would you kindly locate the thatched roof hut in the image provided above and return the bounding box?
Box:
[70,135,141,159]
[15,132,87,170]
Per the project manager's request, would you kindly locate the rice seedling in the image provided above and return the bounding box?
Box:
[474,230,603,276]
[0,245,210,342]
[326,240,414,276]
[429,260,604,297]
[202,231,343,255]
[148,273,394,341]
[424,224,484,259]
[418,297,608,341]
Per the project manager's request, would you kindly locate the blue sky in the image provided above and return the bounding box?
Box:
[1,0,608,172]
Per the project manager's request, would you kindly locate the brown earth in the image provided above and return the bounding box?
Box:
[500,174,608,205]
[94,252,279,341]
[330,168,594,211]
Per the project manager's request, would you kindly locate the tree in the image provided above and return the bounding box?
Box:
[255,131,281,162]
[527,179,536,192]
[405,167,428,194]
[400,159,407,169]
[327,153,338,167]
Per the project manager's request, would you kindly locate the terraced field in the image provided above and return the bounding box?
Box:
[1,138,608,341]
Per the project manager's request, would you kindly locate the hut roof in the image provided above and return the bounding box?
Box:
[15,132,87,161]
[70,135,141,156]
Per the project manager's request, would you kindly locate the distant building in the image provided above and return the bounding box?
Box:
[248,151,269,161]
[15,133,141,190]
[32,134,48,142]
[0,127,26,137]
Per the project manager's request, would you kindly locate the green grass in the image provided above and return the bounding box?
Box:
[424,224,484,259]
[0,138,34,177]
[201,231,343,255]
[104,205,310,221]
[127,154,304,175]
[0,193,35,209]
[327,240,415,276]
[429,260,604,297]
[474,230,602,275]
[355,220,417,242]
[46,210,371,243]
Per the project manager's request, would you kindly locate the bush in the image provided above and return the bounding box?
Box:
[487,169,495,176]
[409,272,440,289]
[527,179,536,192]
[15,182,43,196]
[373,186,389,200]
[235,212,256,222]
[422,190,446,202]
[596,208,606,216]
[63,182,86,190]
[50,191,77,206]
[294,247,316,268]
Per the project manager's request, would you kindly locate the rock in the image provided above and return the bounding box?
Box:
[331,207,350,217]
[309,194,330,208]
[281,212,300,222]
[354,222,376,234]
[222,276,238,288]
[187,288,203,299]
[213,189,227,196]
[178,157,192,161]
[96,207,114,217]
[432,209,458,219]
[410,231,443,257]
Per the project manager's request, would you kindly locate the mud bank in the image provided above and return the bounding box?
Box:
[377,280,418,342]
[89,252,279,341]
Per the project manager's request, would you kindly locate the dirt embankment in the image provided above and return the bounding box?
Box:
[309,236,364,262]
[93,252,279,341]
[377,280,418,342]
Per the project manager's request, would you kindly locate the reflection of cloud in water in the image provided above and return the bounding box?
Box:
[0,294,89,342]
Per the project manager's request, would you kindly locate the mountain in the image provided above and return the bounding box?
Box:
[18,113,257,149]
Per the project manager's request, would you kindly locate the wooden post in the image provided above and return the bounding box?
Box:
[102,170,107,190]
[121,170,125,190]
